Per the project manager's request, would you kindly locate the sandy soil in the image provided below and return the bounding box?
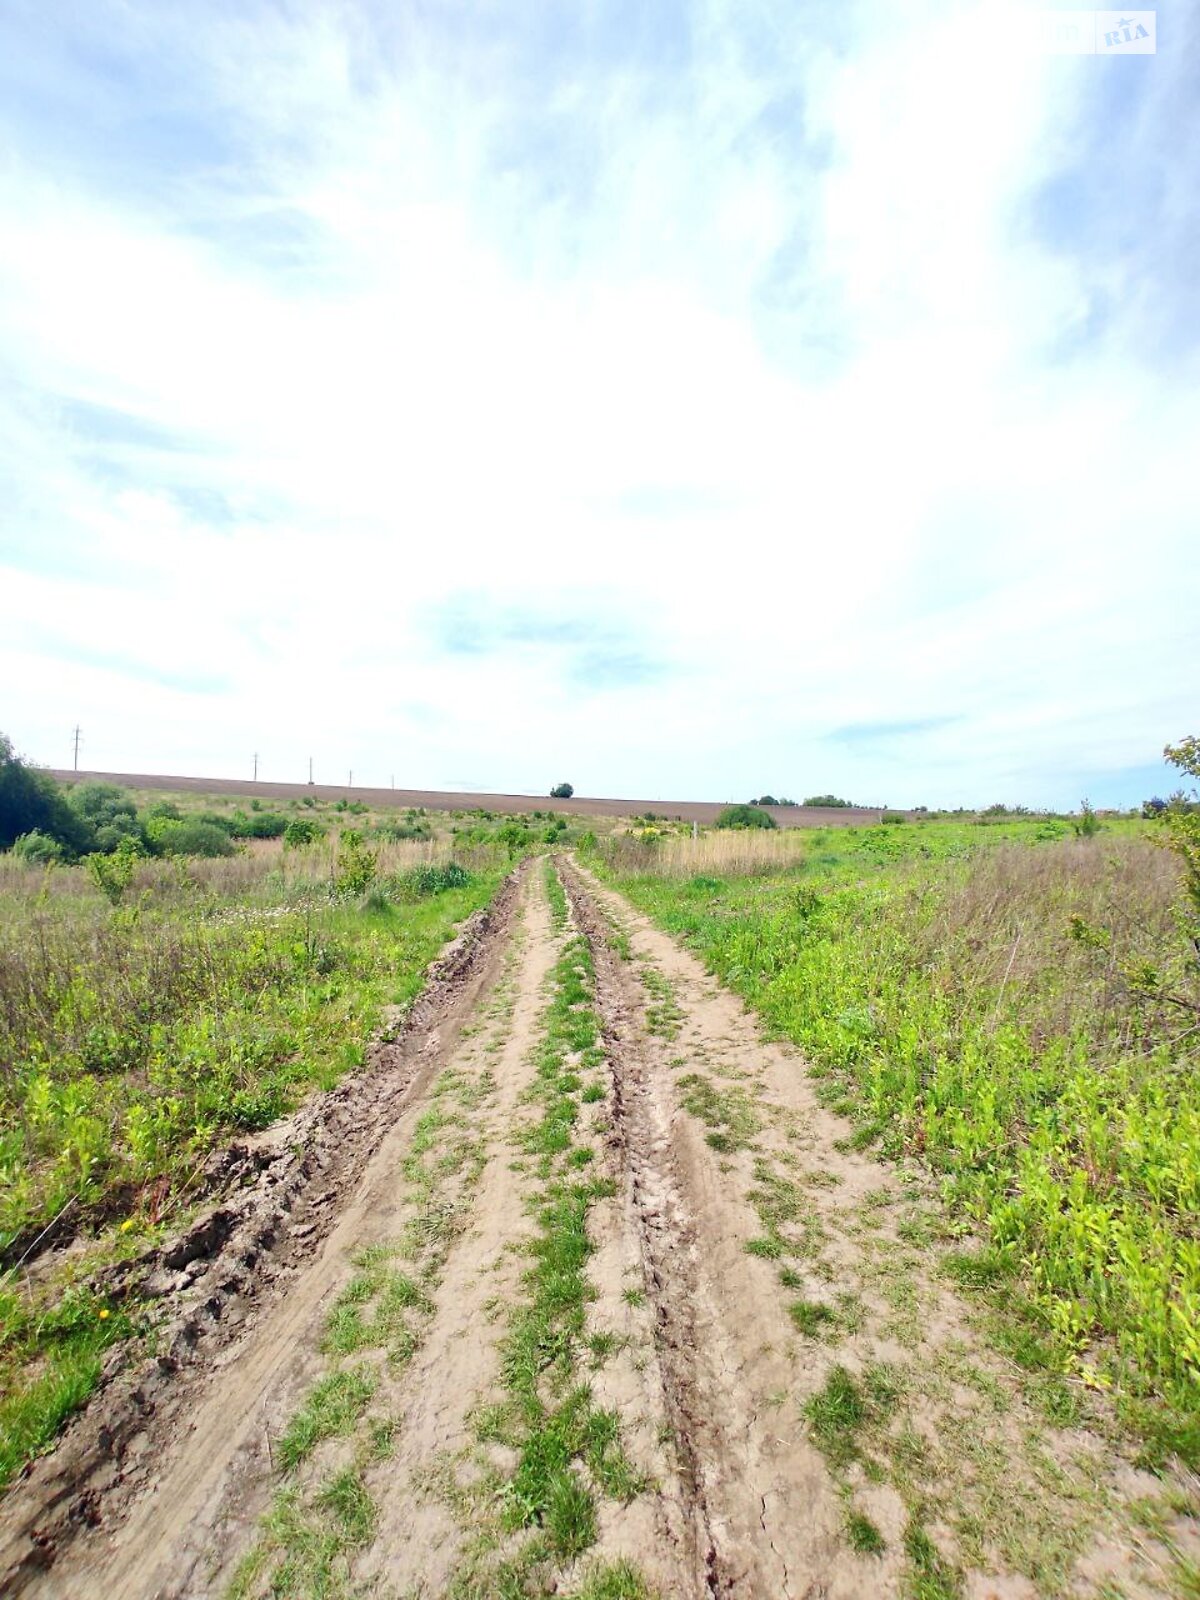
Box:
[1,856,1194,1600]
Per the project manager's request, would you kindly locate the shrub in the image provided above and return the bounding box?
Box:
[69,783,143,852]
[375,820,431,842]
[399,862,471,896]
[145,800,182,822]
[1162,737,1200,925]
[86,839,142,904]
[1073,798,1101,838]
[803,795,851,808]
[751,795,779,806]
[229,810,289,839]
[550,783,574,799]
[0,736,93,855]
[284,818,324,847]
[497,821,531,855]
[11,830,64,865]
[157,821,236,858]
[193,810,237,834]
[335,830,377,896]
[715,805,776,831]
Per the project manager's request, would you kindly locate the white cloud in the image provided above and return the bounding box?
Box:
[0,0,1194,805]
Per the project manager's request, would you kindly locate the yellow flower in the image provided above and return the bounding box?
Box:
[98,1309,110,1320]
[119,1219,135,1232]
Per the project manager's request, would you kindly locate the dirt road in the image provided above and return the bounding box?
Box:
[1,859,1193,1598]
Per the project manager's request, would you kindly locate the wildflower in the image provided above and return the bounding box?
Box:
[98,1308,110,1320]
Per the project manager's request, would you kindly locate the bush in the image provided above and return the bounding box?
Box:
[335,830,377,896]
[375,820,432,842]
[803,795,851,808]
[715,805,776,831]
[230,810,289,839]
[145,800,182,822]
[69,783,144,852]
[157,821,236,858]
[86,839,142,904]
[1162,737,1200,925]
[1073,799,1101,839]
[751,795,778,806]
[11,830,64,865]
[283,818,325,847]
[550,783,574,799]
[192,810,237,834]
[0,737,93,856]
[398,862,471,897]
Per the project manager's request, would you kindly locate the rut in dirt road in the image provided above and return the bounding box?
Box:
[0,869,523,1599]
[568,859,1199,1600]
[4,854,1195,1600]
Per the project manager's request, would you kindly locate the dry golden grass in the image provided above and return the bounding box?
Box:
[0,832,454,905]
[604,828,810,878]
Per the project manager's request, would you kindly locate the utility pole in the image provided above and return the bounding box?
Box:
[72,726,81,772]
[348,770,353,789]
[308,757,314,785]
[253,752,259,781]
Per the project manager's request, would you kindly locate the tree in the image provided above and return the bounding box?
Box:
[751,795,779,807]
[803,794,852,808]
[715,804,776,831]
[0,734,92,855]
[69,782,145,853]
[1161,737,1200,924]
[550,783,574,799]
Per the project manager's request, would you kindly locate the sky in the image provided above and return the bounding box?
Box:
[1,1,1196,810]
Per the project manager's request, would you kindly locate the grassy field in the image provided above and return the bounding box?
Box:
[0,822,515,1492]
[592,813,1200,1466]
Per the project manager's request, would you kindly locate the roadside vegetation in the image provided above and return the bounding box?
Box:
[588,770,1200,1469]
[0,767,532,1494]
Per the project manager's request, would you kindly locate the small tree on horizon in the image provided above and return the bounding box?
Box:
[550,783,574,799]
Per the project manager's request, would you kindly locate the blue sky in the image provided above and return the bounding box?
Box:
[0,1,1195,808]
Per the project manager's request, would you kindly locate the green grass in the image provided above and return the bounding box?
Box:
[601,820,1200,1461]
[0,858,506,1492]
[277,1367,377,1472]
[903,1521,963,1599]
[457,891,651,1594]
[229,1467,380,1600]
[569,1558,655,1599]
[847,1510,886,1556]
[236,979,502,1594]
[788,1297,837,1337]
[677,1073,759,1152]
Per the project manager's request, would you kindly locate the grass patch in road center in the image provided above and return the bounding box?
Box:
[454,887,652,1596]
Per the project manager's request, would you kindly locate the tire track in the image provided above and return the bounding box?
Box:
[562,861,775,1597]
[0,867,525,1599]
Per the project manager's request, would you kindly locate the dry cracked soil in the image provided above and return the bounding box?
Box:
[1,857,1195,1599]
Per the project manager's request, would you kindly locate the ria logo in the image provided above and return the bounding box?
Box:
[1034,9,1156,54]
[1098,11,1155,49]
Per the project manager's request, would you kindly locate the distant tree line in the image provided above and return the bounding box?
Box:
[0,733,291,863]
